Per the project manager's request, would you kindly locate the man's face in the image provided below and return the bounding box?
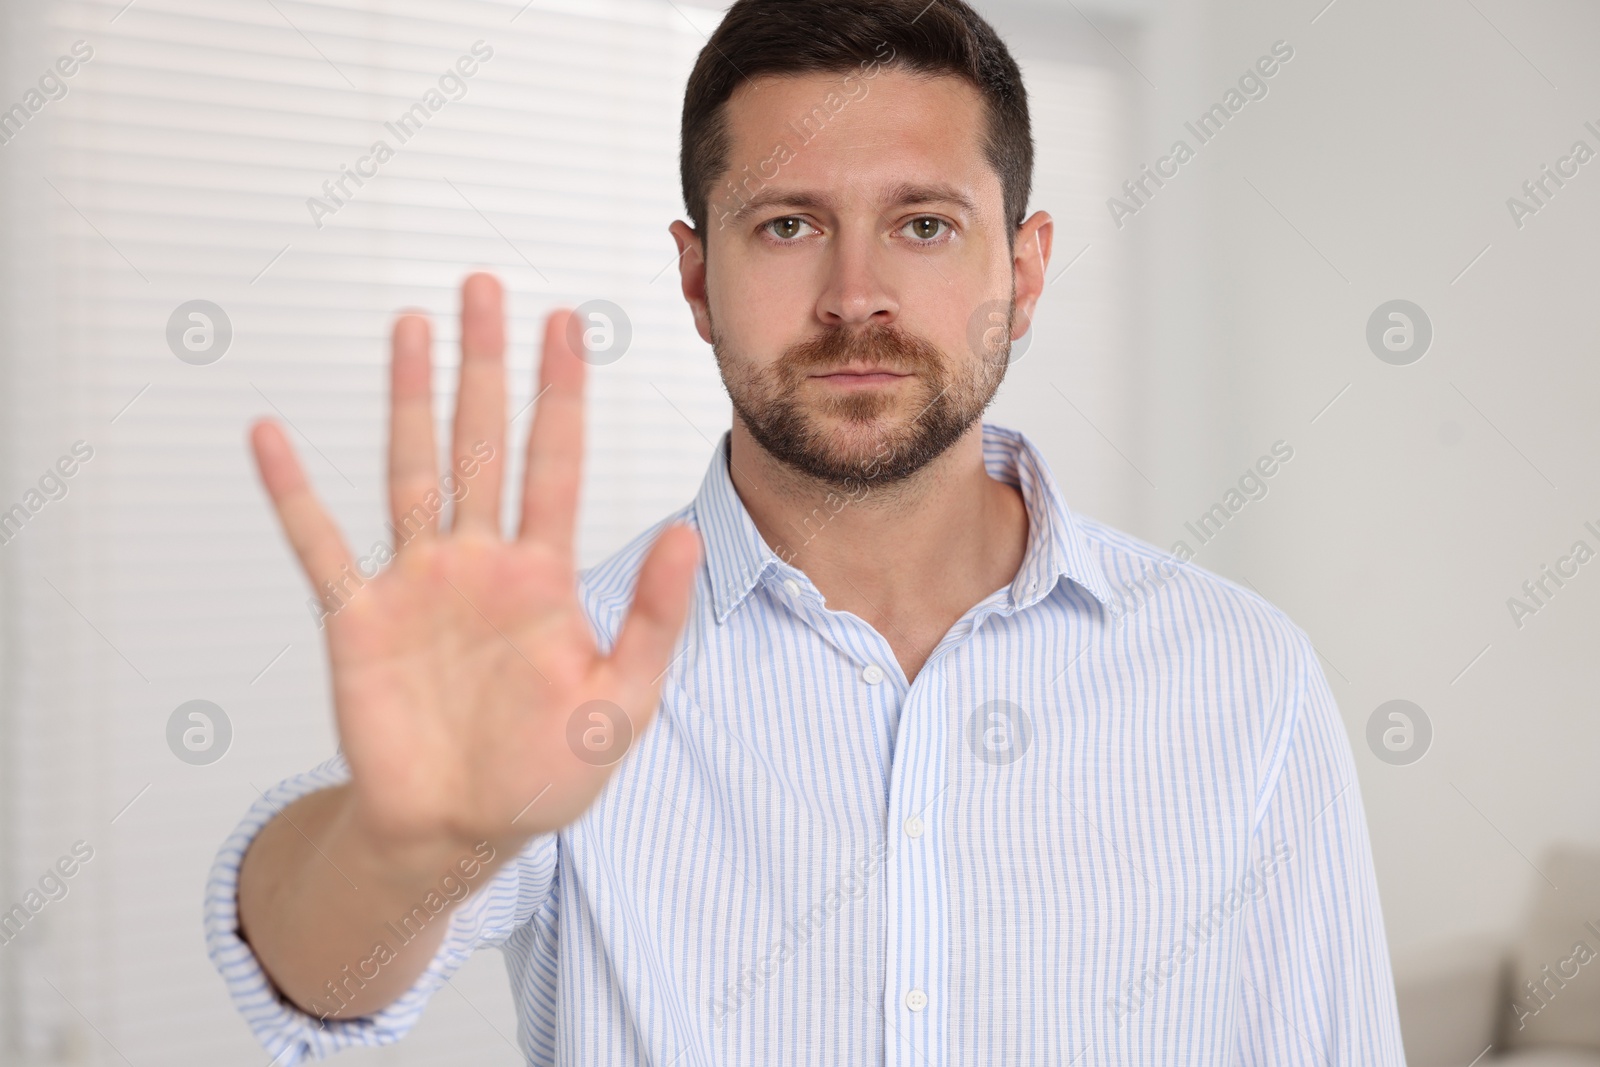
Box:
[671,68,1050,488]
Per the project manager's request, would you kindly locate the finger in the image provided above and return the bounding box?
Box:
[517,309,586,555]
[250,419,356,599]
[449,272,508,536]
[388,314,440,547]
[607,524,701,692]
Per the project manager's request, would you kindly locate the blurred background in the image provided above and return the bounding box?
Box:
[1,0,1596,1063]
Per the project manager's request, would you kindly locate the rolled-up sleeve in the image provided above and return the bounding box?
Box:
[1233,628,1406,1066]
[203,752,558,1065]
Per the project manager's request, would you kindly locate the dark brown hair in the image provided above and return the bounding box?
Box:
[680,0,1033,240]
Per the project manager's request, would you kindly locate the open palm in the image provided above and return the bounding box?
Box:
[249,274,699,860]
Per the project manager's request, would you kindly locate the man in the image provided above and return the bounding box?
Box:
[208,1,1405,1063]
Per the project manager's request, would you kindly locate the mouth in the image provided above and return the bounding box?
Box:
[808,365,912,387]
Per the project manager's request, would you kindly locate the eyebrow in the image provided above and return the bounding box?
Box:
[724,189,833,226]
[722,181,978,226]
[882,182,979,216]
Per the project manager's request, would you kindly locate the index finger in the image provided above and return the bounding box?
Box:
[516,309,585,556]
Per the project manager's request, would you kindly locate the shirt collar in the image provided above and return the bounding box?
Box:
[694,422,1116,624]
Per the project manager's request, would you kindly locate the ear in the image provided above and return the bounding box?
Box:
[1011,210,1053,339]
[669,221,712,344]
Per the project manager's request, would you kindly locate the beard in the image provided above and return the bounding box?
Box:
[712,303,1013,491]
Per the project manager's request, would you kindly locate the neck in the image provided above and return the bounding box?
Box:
[726,419,1029,681]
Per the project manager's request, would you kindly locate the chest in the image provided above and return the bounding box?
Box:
[581,618,1264,934]
[553,631,1268,1064]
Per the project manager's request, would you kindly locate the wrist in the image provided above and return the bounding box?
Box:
[324,787,519,896]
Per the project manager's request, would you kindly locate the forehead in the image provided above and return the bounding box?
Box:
[717,67,1000,211]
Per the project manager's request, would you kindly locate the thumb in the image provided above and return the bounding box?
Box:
[607,523,701,693]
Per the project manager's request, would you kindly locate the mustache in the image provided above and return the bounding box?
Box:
[779,323,945,377]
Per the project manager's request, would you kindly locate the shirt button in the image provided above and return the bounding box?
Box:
[782,578,801,597]
[862,664,885,685]
[904,815,925,839]
[904,988,928,1012]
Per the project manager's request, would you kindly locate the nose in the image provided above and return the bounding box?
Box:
[814,224,899,329]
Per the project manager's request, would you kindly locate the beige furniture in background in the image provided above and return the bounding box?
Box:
[1397,846,1600,1067]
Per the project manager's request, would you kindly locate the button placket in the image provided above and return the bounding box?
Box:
[881,663,948,1067]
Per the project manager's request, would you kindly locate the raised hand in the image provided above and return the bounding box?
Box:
[249,273,700,864]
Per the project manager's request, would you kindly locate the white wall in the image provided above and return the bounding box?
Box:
[1111,0,1600,959]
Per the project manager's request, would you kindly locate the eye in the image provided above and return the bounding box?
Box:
[763,216,815,241]
[902,216,949,242]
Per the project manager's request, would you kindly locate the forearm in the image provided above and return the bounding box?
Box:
[236,783,512,1020]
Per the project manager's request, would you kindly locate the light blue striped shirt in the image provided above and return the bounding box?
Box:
[205,422,1404,1065]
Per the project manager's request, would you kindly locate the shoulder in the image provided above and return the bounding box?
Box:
[1069,513,1331,821]
[1071,511,1317,688]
